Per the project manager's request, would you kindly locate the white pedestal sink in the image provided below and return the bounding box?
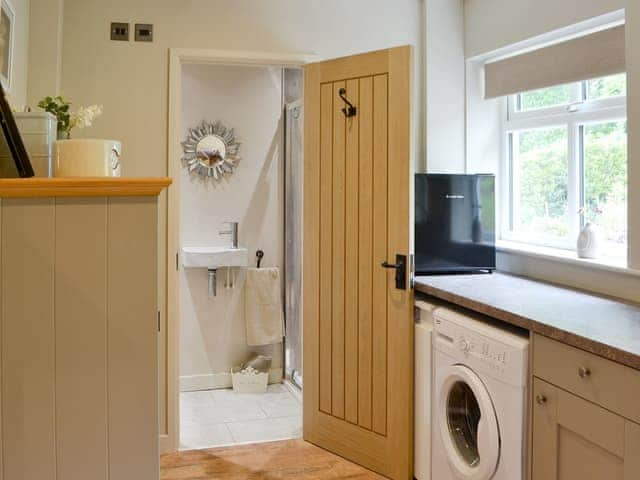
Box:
[181,245,249,269]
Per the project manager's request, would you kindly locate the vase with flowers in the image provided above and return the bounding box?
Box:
[37,96,103,140]
[577,205,604,259]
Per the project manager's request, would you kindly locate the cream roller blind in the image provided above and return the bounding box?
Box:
[485,25,626,99]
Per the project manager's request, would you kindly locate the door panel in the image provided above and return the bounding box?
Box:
[532,377,640,480]
[345,77,360,426]
[304,46,413,480]
[557,428,624,480]
[372,73,390,437]
[331,80,346,420]
[357,75,374,431]
[318,82,333,415]
[625,422,640,478]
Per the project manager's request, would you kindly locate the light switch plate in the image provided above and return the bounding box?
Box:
[110,22,129,41]
[135,24,154,42]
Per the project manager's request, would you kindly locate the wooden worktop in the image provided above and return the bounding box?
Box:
[0,177,172,198]
[415,272,640,370]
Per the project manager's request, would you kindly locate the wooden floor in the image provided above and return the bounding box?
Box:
[161,439,385,479]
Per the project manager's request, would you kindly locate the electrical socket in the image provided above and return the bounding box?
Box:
[135,24,154,42]
[110,22,129,41]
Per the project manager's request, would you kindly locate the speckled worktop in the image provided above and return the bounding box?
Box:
[415,272,640,370]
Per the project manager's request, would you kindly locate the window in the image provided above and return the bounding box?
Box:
[503,73,627,256]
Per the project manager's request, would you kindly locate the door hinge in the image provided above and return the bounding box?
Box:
[157,310,161,332]
[176,252,179,271]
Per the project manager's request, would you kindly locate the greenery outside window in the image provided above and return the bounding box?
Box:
[503,73,627,258]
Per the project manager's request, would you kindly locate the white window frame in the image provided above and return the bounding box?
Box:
[501,78,627,251]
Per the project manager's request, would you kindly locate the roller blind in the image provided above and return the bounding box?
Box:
[485,25,626,99]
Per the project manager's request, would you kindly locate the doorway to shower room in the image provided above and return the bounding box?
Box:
[176,61,303,450]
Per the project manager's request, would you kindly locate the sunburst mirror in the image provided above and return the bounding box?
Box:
[181,121,241,180]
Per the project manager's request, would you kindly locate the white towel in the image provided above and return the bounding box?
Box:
[245,267,284,346]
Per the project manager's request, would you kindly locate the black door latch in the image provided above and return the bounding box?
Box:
[338,88,357,117]
[381,254,407,290]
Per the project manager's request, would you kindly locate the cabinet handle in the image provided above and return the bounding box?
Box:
[536,394,547,405]
[578,366,591,379]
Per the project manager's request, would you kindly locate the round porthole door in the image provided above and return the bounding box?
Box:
[438,364,500,480]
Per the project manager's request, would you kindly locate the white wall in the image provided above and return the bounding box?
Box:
[60,0,423,176]
[464,0,624,58]
[424,0,466,173]
[4,0,29,107]
[465,62,502,176]
[179,64,283,388]
[26,0,64,106]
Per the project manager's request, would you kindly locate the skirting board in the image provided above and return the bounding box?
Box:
[180,368,283,392]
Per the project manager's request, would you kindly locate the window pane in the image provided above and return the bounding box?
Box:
[586,73,626,100]
[513,127,569,239]
[583,121,627,252]
[518,84,572,111]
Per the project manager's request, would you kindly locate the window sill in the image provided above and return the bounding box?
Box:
[496,240,640,278]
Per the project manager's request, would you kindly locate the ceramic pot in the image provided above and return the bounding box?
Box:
[54,139,121,177]
[577,223,602,259]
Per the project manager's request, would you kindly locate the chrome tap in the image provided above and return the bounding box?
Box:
[219,221,239,249]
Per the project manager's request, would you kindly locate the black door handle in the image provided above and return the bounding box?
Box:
[381,261,402,269]
[381,254,407,290]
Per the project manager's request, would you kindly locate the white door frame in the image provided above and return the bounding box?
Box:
[165,48,312,453]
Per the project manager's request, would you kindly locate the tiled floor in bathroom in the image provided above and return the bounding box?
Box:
[180,383,302,450]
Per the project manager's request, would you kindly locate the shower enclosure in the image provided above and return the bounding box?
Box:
[284,93,303,390]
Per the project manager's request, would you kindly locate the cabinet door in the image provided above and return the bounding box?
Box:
[532,378,640,480]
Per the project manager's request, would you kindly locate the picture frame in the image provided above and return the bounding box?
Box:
[0,0,14,91]
[0,82,34,177]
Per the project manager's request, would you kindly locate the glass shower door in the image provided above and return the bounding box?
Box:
[284,100,303,389]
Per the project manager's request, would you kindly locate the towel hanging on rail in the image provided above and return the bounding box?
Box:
[245,267,284,346]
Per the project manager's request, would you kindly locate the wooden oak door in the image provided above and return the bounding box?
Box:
[303,46,414,480]
[532,378,640,480]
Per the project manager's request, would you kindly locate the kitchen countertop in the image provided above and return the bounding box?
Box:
[415,272,640,370]
[0,177,172,198]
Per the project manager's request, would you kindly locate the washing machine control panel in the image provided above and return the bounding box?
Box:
[457,335,509,372]
[434,309,529,384]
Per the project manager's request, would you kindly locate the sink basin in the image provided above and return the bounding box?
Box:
[181,245,249,269]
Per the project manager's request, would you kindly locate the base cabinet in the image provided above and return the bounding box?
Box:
[0,196,160,480]
[531,333,640,480]
[532,378,640,480]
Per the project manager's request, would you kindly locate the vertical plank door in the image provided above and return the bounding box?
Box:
[303,46,414,480]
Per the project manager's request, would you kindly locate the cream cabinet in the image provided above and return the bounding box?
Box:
[0,178,170,480]
[532,334,640,480]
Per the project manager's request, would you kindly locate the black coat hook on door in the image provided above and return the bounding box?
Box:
[339,88,357,118]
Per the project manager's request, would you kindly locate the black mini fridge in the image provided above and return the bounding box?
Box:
[415,174,495,274]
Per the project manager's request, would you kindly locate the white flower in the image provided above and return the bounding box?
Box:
[70,104,103,130]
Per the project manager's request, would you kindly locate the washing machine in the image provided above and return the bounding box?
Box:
[432,307,529,480]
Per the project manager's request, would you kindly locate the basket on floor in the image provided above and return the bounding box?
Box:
[231,367,269,394]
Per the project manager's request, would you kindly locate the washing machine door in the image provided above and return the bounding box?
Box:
[438,364,500,480]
